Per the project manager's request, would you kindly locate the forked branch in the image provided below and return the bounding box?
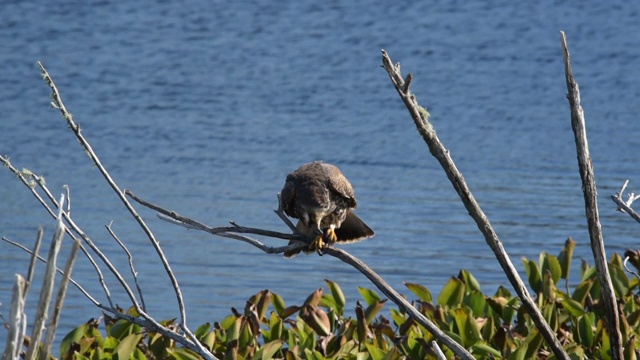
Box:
[127,191,476,359]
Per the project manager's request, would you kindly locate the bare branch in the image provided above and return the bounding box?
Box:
[1,237,99,306]
[24,228,44,295]
[622,253,640,282]
[380,49,570,359]
[0,156,114,305]
[106,222,146,311]
[274,193,297,233]
[323,247,474,359]
[2,275,27,360]
[561,31,623,359]
[129,192,474,359]
[612,180,640,223]
[25,194,66,360]
[36,61,213,359]
[41,238,81,359]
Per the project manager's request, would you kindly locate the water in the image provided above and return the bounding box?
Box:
[1,0,639,349]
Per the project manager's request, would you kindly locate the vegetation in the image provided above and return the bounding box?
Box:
[57,240,640,359]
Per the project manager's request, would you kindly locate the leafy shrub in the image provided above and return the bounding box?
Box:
[59,240,640,359]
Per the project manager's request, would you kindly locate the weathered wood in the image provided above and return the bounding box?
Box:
[381,49,570,360]
[561,31,623,359]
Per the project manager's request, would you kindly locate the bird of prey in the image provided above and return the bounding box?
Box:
[280,161,374,257]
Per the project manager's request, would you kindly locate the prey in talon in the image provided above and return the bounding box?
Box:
[280,161,374,257]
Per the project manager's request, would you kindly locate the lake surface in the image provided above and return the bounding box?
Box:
[1,0,639,347]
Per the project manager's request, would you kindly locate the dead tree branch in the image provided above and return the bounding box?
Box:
[561,31,623,359]
[380,49,569,360]
[611,180,640,224]
[128,192,476,359]
[24,195,66,360]
[36,62,213,358]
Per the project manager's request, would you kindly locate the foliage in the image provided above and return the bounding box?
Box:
[58,241,640,359]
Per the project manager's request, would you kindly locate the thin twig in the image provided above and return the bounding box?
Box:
[24,228,44,295]
[275,193,298,233]
[106,222,146,311]
[380,49,569,360]
[0,155,113,306]
[561,31,623,359]
[1,237,99,306]
[612,180,640,223]
[127,190,303,242]
[622,255,640,282]
[37,61,212,359]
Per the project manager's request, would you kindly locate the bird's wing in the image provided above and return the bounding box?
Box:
[280,176,298,218]
[321,163,357,207]
[333,209,375,243]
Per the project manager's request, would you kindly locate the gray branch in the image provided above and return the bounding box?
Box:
[380,49,569,360]
[36,61,214,359]
[561,32,623,359]
[128,192,475,359]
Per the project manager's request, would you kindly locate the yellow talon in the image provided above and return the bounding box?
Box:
[324,227,338,244]
[309,234,326,255]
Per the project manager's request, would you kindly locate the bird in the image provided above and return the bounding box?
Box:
[280,161,374,257]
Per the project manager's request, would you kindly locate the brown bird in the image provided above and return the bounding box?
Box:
[281,161,374,257]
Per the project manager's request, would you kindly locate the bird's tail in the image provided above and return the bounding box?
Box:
[333,210,375,243]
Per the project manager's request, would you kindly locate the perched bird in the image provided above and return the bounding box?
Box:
[280,161,374,257]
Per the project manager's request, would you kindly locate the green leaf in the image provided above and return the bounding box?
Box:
[524,329,544,359]
[577,314,594,347]
[167,347,200,360]
[571,279,594,304]
[609,263,630,298]
[194,322,212,339]
[542,269,557,304]
[559,294,586,317]
[109,319,140,340]
[325,279,346,313]
[358,287,381,306]
[115,333,143,360]
[557,237,576,279]
[271,292,286,317]
[458,269,482,292]
[364,343,386,360]
[364,299,387,324]
[60,323,88,358]
[581,260,596,281]
[437,277,465,307]
[389,308,407,328]
[541,253,562,285]
[508,341,528,360]
[256,289,272,321]
[522,257,542,293]
[471,342,502,358]
[404,282,432,302]
[494,286,512,298]
[452,308,481,348]
[464,290,487,318]
[252,339,283,360]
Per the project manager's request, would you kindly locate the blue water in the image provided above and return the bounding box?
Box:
[2,0,640,348]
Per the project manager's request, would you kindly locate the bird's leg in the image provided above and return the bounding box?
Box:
[324,224,338,243]
[312,225,338,256]
[309,228,325,256]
